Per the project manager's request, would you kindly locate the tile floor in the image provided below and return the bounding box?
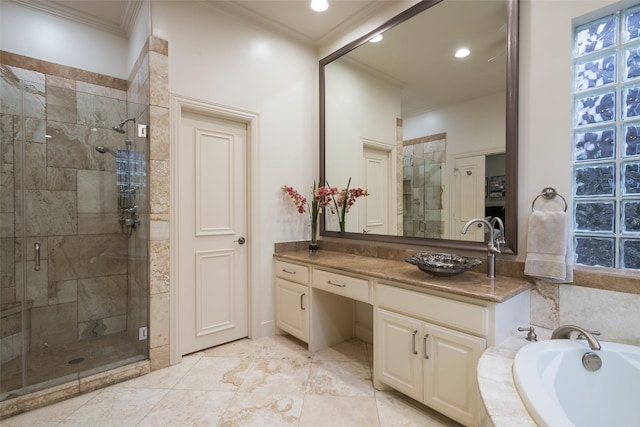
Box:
[0,335,461,426]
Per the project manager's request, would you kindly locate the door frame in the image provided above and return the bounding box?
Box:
[170,94,260,364]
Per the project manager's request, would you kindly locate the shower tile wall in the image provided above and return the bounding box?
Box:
[402,137,445,239]
[146,36,171,370]
[0,59,136,363]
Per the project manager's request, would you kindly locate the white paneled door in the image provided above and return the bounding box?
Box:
[361,145,390,234]
[178,109,248,355]
[452,155,485,242]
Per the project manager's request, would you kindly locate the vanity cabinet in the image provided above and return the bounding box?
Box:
[272,253,531,427]
[375,282,514,426]
[376,308,485,426]
[274,260,310,342]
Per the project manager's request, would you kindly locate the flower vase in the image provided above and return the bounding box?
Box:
[310,214,319,253]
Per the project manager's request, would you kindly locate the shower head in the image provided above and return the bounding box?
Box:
[95,145,117,156]
[112,118,136,134]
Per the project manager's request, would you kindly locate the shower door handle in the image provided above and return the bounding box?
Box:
[34,242,41,271]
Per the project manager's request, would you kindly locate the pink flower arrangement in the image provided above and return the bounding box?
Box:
[282,178,369,242]
[281,181,338,248]
[281,185,308,214]
[327,177,370,232]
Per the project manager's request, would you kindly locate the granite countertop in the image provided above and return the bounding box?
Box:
[274,250,531,303]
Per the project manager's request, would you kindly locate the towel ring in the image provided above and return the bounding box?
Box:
[532,187,567,212]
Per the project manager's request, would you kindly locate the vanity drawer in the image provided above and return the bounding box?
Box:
[313,268,369,302]
[274,260,309,284]
[377,283,488,336]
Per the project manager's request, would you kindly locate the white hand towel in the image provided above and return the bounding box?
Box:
[524,211,573,283]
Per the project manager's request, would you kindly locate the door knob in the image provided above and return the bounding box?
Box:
[234,237,246,245]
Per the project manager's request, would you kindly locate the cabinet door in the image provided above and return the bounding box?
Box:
[275,278,309,342]
[422,322,486,426]
[375,308,423,401]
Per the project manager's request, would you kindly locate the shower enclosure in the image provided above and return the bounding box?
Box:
[0,66,149,402]
[402,138,445,239]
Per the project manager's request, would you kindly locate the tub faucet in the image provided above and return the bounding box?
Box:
[551,325,601,350]
[461,217,503,278]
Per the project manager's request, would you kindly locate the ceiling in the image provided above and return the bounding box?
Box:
[17,0,507,115]
[17,0,388,44]
[342,0,507,116]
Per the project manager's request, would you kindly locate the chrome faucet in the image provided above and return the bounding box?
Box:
[461,217,503,278]
[490,217,506,246]
[551,325,601,350]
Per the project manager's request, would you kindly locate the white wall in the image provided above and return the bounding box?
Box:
[128,0,150,73]
[151,1,318,334]
[324,59,401,230]
[403,92,505,158]
[0,1,129,79]
[518,0,617,259]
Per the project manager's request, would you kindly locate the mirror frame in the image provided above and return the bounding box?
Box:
[319,0,519,254]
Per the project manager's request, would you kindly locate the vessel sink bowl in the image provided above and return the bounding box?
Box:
[405,253,482,277]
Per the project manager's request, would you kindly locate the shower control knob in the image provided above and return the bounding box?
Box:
[234,237,246,245]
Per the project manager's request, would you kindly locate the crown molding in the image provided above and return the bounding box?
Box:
[11,0,141,38]
[121,0,143,37]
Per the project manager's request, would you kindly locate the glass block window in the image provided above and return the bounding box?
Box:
[572,7,640,269]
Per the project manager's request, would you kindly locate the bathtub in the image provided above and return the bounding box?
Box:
[513,339,640,427]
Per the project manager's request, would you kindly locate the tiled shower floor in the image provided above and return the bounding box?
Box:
[1,332,144,397]
[0,335,461,426]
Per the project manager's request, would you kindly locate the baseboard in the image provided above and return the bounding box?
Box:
[260,319,276,338]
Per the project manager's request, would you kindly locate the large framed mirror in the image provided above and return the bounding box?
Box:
[320,0,519,254]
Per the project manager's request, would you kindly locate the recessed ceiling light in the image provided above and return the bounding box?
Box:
[455,48,471,58]
[369,34,383,43]
[310,0,329,12]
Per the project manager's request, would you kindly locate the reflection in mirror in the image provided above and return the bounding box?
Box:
[320,0,518,254]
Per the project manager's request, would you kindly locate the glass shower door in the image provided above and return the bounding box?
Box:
[1,70,148,401]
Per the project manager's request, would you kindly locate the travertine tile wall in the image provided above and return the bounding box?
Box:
[147,37,171,371]
[530,276,640,346]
